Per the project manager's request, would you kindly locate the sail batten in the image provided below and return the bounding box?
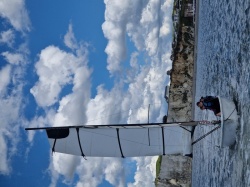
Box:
[76,128,85,158]
[52,139,56,153]
[116,129,124,158]
[161,127,166,155]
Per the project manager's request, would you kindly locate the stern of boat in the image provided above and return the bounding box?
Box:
[219,97,238,147]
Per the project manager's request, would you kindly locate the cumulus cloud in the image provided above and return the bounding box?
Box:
[102,0,138,73]
[52,154,81,181]
[0,29,15,47]
[102,0,173,75]
[2,51,24,65]
[128,157,158,187]
[74,157,125,187]
[30,22,91,108]
[0,0,31,32]
[30,44,90,108]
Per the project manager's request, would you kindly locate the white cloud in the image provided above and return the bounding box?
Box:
[52,154,81,181]
[0,0,30,32]
[0,84,23,175]
[128,157,158,187]
[26,110,56,142]
[0,0,31,32]
[0,65,11,93]
[64,23,78,50]
[0,1,31,175]
[53,66,92,127]
[86,84,127,125]
[0,131,9,174]
[102,0,173,75]
[102,0,137,74]
[103,158,125,187]
[0,29,15,47]
[30,43,90,107]
[2,51,24,65]
[0,48,27,175]
[74,157,125,187]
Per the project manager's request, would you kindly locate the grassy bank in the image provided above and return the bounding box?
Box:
[154,156,162,185]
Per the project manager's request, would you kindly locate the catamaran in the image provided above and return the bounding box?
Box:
[25,97,238,158]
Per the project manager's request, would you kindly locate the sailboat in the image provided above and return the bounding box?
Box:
[25,97,238,158]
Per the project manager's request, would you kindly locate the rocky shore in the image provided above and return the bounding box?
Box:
[156,0,195,186]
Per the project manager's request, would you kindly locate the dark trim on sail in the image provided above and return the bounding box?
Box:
[46,129,69,139]
[161,127,165,155]
[52,139,57,153]
[116,129,125,158]
[76,128,85,158]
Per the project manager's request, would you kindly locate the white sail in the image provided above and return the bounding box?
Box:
[45,122,197,157]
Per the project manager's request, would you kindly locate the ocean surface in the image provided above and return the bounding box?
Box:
[192,0,250,187]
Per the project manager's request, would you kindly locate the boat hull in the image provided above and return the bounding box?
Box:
[219,97,238,147]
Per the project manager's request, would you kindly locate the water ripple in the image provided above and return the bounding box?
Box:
[193,0,250,186]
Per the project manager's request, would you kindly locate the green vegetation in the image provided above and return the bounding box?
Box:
[154,156,162,185]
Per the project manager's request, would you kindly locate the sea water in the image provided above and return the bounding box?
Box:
[192,0,250,186]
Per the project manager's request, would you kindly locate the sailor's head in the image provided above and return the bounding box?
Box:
[196,101,205,110]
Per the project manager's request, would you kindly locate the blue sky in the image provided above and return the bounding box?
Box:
[0,0,173,186]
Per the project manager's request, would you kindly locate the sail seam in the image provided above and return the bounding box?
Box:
[116,129,125,158]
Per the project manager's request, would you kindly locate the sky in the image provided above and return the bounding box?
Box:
[0,0,174,186]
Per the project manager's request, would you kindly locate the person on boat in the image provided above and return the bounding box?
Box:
[196,96,221,116]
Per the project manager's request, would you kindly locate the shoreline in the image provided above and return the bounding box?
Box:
[191,0,199,120]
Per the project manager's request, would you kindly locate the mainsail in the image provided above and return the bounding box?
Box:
[26,122,198,158]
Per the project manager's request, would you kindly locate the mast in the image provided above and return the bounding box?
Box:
[25,121,198,131]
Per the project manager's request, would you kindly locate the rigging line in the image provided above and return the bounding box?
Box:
[192,125,221,145]
[179,126,192,133]
[76,128,86,159]
[116,129,125,158]
[193,107,236,145]
[224,108,236,121]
